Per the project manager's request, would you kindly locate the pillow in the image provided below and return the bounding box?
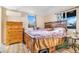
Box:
[54,27,65,31]
[45,28,53,31]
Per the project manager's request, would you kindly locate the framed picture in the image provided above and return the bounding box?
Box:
[28,15,36,28]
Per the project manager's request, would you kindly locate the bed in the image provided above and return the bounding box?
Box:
[24,21,67,53]
[24,26,67,53]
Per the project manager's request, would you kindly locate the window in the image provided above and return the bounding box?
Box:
[28,15,36,28]
[67,10,76,29]
[57,10,76,29]
[57,13,65,21]
[63,13,65,19]
[62,10,76,29]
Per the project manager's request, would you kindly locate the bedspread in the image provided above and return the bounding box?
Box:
[31,37,64,52]
[24,28,66,52]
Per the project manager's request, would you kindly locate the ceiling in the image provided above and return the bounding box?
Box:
[4,6,76,16]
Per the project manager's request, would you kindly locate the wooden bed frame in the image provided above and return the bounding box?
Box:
[24,21,67,53]
[24,31,65,53]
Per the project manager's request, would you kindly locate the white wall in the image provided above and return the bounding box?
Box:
[21,14,28,30]
[6,10,23,21]
[45,13,57,22]
[76,8,79,44]
[0,7,1,44]
[36,15,44,28]
[76,8,79,33]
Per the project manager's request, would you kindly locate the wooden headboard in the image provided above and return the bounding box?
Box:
[45,21,67,30]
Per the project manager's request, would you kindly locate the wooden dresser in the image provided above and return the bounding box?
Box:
[6,22,23,45]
